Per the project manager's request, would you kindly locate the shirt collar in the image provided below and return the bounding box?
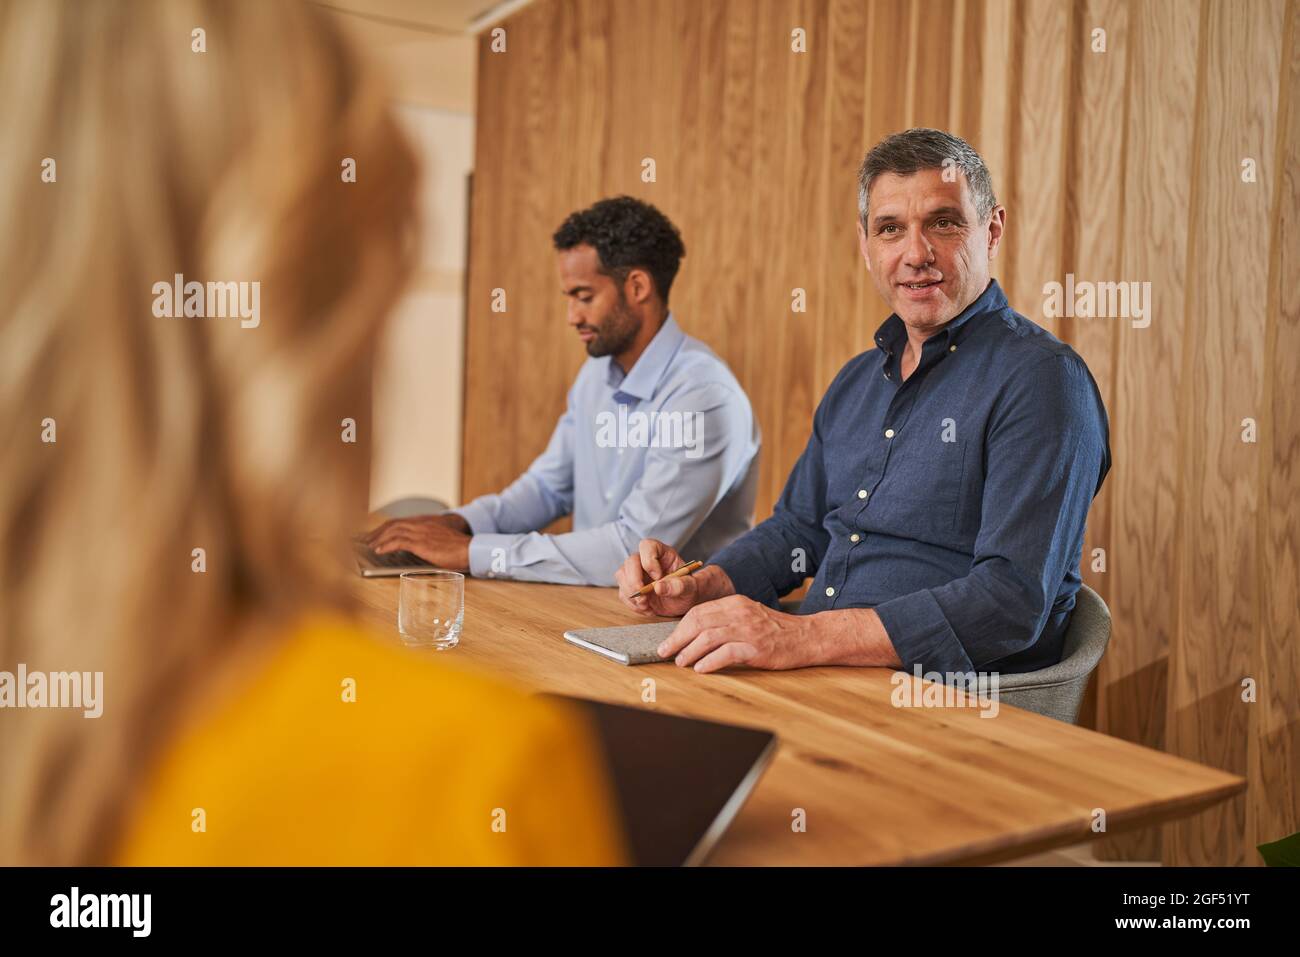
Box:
[606,312,685,401]
[872,278,1007,355]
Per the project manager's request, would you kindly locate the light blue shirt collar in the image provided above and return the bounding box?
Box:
[605,312,686,402]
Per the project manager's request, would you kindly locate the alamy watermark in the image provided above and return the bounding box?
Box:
[151,273,260,328]
[1042,274,1151,329]
[50,887,150,937]
[890,665,1000,718]
[595,407,703,458]
[0,665,102,718]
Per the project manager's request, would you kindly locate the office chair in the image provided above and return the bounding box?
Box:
[997,584,1112,724]
[376,496,451,518]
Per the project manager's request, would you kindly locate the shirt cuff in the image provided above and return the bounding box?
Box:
[872,589,975,675]
[452,500,497,536]
[466,533,520,578]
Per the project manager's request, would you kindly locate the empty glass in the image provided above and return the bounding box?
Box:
[398,571,464,650]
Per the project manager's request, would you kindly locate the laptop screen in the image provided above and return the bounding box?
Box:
[543,695,778,866]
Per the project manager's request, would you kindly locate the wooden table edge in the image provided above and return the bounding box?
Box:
[898,775,1247,867]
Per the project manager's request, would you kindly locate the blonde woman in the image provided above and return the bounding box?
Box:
[0,0,624,866]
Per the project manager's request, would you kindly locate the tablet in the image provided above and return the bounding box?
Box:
[542,694,778,866]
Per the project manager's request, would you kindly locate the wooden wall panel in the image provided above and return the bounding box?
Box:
[859,0,913,345]
[675,0,725,349]
[1094,0,1201,864]
[908,0,955,129]
[976,0,1014,287]
[818,0,868,392]
[1166,0,1285,867]
[1003,0,1069,337]
[1257,0,1300,863]
[462,11,516,501]
[715,0,760,385]
[1065,0,1128,733]
[464,0,1300,865]
[744,0,798,510]
[772,0,828,515]
[950,0,986,141]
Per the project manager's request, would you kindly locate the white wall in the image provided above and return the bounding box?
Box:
[325,3,478,512]
[325,5,478,509]
[369,105,475,510]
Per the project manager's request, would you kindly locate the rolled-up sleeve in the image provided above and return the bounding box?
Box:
[470,383,755,586]
[873,353,1110,674]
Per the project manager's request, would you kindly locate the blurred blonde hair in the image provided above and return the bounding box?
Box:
[0,0,418,863]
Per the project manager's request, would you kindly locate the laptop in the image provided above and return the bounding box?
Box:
[352,538,437,578]
[543,694,778,866]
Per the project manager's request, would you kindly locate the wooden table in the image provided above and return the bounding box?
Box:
[352,576,1244,866]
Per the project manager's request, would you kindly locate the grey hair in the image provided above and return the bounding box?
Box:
[857,128,997,226]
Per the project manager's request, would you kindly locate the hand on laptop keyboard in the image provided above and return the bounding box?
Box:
[355,541,433,568]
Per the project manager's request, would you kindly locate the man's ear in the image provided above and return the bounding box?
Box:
[625,267,655,306]
[857,220,873,274]
[986,206,1006,261]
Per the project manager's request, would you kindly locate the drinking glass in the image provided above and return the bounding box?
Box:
[397,571,464,650]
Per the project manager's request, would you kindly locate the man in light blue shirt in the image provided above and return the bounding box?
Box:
[366,196,759,586]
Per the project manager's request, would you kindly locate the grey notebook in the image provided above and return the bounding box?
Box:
[563,621,679,665]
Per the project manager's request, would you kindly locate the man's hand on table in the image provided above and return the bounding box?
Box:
[616,537,903,673]
[615,537,816,672]
[365,513,472,572]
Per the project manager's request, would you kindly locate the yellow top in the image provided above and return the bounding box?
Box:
[115,615,627,865]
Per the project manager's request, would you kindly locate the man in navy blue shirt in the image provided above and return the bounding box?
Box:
[616,128,1110,678]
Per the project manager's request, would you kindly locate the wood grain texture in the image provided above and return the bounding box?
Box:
[818,0,868,393]
[859,0,914,347]
[772,0,828,517]
[1065,0,1128,732]
[462,0,1300,864]
[1002,0,1069,336]
[348,575,1243,865]
[1166,0,1284,867]
[1093,0,1202,864]
[951,0,986,141]
[1255,0,1300,867]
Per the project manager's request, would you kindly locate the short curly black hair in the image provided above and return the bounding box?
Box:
[552,196,686,304]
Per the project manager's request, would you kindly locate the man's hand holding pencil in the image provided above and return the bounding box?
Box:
[615,539,736,618]
[616,538,856,674]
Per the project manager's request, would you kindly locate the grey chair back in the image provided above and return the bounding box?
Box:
[376,496,450,518]
[996,584,1112,723]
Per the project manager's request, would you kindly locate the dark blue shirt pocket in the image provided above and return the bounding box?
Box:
[878,430,965,539]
